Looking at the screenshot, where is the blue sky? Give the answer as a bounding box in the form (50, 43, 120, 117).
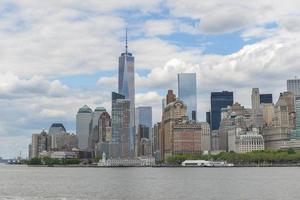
(0, 0, 300, 158)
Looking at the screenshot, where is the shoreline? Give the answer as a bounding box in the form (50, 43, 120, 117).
(23, 163, 300, 168)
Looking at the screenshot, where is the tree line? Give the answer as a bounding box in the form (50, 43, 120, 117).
(166, 149, 300, 165)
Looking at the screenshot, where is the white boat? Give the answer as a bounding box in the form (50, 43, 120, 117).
(181, 160, 234, 167)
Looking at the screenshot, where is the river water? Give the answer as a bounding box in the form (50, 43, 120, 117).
(0, 165, 299, 200)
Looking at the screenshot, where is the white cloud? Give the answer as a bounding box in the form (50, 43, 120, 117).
(97, 76, 117, 87)
(0, 72, 70, 98)
(167, 0, 300, 34)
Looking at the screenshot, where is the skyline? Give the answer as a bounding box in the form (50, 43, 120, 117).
(1, 1, 300, 158)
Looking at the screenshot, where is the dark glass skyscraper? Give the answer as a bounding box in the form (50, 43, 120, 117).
(260, 94, 273, 104)
(210, 91, 234, 130)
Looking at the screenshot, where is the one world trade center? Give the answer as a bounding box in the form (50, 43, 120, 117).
(118, 29, 135, 157)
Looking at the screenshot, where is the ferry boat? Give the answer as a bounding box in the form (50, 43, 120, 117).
(181, 160, 234, 167)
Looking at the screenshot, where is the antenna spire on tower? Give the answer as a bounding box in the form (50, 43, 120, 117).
(125, 28, 128, 54)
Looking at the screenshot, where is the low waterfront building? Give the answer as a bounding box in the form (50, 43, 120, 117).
(50, 151, 77, 159)
(98, 156, 155, 167)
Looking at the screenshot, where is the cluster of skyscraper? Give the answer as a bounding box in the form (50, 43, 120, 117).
(75, 32, 153, 159)
(28, 30, 300, 162)
(29, 123, 78, 159)
(206, 78, 300, 154)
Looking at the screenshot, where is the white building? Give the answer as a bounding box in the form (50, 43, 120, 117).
(228, 128, 264, 153)
(200, 122, 211, 152)
(76, 105, 92, 150)
(50, 151, 77, 159)
(236, 129, 264, 153)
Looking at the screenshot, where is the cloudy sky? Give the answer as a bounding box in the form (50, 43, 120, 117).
(0, 0, 300, 158)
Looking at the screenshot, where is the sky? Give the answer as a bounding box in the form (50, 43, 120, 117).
(0, 0, 300, 159)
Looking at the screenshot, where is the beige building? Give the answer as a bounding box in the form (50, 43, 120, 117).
(228, 128, 264, 153)
(237, 131, 264, 153)
(51, 132, 78, 151)
(219, 102, 253, 151)
(31, 130, 51, 158)
(261, 92, 295, 150)
(161, 99, 187, 159)
(262, 103, 275, 127)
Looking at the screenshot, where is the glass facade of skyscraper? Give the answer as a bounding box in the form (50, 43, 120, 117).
(260, 94, 273, 104)
(118, 48, 135, 157)
(210, 91, 234, 130)
(111, 92, 125, 143)
(178, 73, 197, 121)
(136, 106, 152, 139)
(287, 79, 300, 96)
(290, 97, 300, 139)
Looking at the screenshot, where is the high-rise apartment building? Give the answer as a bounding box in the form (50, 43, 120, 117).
(178, 73, 197, 121)
(31, 130, 51, 158)
(210, 91, 234, 130)
(76, 105, 93, 150)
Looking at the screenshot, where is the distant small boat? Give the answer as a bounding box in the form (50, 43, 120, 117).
(181, 160, 234, 167)
(7, 160, 21, 165)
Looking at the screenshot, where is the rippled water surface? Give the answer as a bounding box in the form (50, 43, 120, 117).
(1, 165, 300, 200)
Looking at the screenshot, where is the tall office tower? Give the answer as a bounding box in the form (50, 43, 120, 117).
(49, 123, 66, 135)
(260, 94, 273, 104)
(76, 105, 92, 150)
(252, 88, 260, 112)
(136, 106, 152, 139)
(287, 78, 300, 97)
(90, 107, 106, 151)
(178, 73, 197, 121)
(161, 99, 187, 159)
(251, 88, 261, 128)
(210, 91, 234, 130)
(111, 92, 134, 157)
(118, 29, 135, 155)
(166, 90, 176, 105)
(111, 92, 125, 143)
